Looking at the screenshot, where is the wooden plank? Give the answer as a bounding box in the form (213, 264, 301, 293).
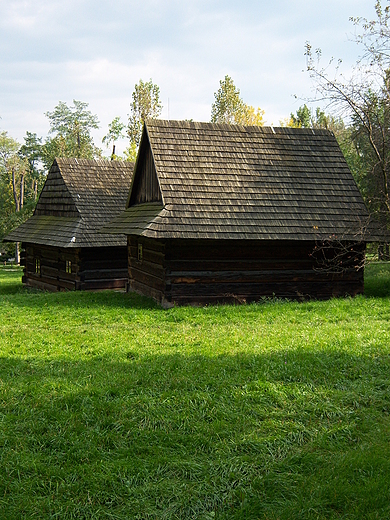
(129, 279, 165, 304)
(80, 279, 127, 290)
(129, 266, 165, 292)
(80, 268, 128, 281)
(166, 268, 362, 285)
(170, 280, 364, 302)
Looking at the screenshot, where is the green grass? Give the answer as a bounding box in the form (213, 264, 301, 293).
(1, 264, 390, 519)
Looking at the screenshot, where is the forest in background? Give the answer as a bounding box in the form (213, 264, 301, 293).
(1, 1, 390, 260)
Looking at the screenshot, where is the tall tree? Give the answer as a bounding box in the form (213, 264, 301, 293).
(289, 104, 312, 128)
(127, 79, 162, 160)
(0, 132, 31, 262)
(43, 100, 101, 168)
(211, 75, 265, 126)
(102, 116, 125, 160)
(19, 132, 44, 201)
(305, 0, 390, 241)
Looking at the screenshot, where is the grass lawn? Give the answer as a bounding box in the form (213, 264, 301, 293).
(1, 264, 390, 519)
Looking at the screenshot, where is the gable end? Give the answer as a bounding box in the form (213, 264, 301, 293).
(34, 160, 79, 217)
(128, 127, 162, 207)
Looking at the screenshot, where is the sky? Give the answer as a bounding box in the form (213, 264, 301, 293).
(0, 0, 378, 156)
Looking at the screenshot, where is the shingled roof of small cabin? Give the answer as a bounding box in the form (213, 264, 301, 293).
(5, 158, 134, 248)
(103, 120, 375, 241)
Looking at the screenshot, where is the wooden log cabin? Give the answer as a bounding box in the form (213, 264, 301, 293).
(4, 158, 133, 291)
(103, 120, 376, 306)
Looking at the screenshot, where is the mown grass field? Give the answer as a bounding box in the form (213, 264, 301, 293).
(1, 264, 390, 519)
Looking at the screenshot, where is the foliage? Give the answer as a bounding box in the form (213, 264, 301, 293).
(19, 132, 45, 200)
(0, 132, 37, 257)
(290, 103, 312, 128)
(102, 116, 125, 160)
(19, 132, 43, 176)
(127, 79, 162, 161)
(211, 75, 265, 126)
(43, 100, 101, 168)
(0, 264, 390, 518)
(123, 141, 138, 163)
(305, 1, 390, 229)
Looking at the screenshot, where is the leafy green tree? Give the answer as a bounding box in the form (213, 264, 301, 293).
(211, 75, 244, 124)
(43, 100, 101, 168)
(0, 132, 34, 261)
(19, 132, 45, 200)
(127, 80, 162, 160)
(290, 104, 312, 128)
(305, 0, 390, 244)
(102, 117, 125, 160)
(211, 75, 265, 126)
(285, 105, 345, 132)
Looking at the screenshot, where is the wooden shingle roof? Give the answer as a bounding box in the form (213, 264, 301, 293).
(5, 158, 134, 248)
(103, 120, 373, 241)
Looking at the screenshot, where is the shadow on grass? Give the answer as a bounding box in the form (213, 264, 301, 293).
(0, 283, 159, 310)
(364, 261, 390, 297)
(1, 350, 390, 519)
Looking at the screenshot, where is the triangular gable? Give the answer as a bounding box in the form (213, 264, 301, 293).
(127, 125, 162, 207)
(34, 160, 79, 218)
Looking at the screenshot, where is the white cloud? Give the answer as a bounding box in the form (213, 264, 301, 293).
(0, 0, 379, 155)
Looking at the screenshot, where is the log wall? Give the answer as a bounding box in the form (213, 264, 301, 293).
(128, 236, 166, 303)
(22, 243, 128, 291)
(78, 247, 128, 290)
(127, 238, 365, 306)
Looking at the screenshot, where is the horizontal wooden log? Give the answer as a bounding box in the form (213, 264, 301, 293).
(56, 278, 77, 291)
(166, 259, 314, 272)
(40, 265, 61, 278)
(129, 266, 165, 292)
(129, 245, 165, 266)
(79, 268, 128, 281)
(79, 279, 127, 290)
(165, 268, 362, 284)
(129, 279, 165, 304)
(165, 239, 316, 261)
(57, 270, 79, 282)
(59, 251, 80, 262)
(128, 236, 165, 254)
(25, 278, 58, 292)
(170, 280, 364, 300)
(128, 257, 164, 278)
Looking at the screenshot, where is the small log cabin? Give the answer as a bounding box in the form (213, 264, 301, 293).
(103, 120, 376, 306)
(4, 158, 133, 291)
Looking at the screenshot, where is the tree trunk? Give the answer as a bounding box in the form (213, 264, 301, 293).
(19, 173, 24, 209)
(15, 242, 20, 265)
(12, 166, 20, 212)
(77, 129, 81, 156)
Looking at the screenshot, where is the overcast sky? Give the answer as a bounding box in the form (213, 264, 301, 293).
(0, 0, 378, 156)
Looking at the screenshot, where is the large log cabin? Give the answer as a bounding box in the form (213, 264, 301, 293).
(4, 158, 133, 291)
(103, 120, 376, 306)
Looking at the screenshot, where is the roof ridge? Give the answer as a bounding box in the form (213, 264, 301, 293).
(145, 119, 332, 135)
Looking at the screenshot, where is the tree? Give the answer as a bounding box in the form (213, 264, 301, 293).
(127, 79, 162, 160)
(102, 116, 125, 160)
(211, 75, 265, 126)
(289, 104, 312, 128)
(0, 132, 32, 262)
(305, 1, 390, 245)
(19, 132, 45, 200)
(284, 104, 346, 133)
(43, 100, 101, 168)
